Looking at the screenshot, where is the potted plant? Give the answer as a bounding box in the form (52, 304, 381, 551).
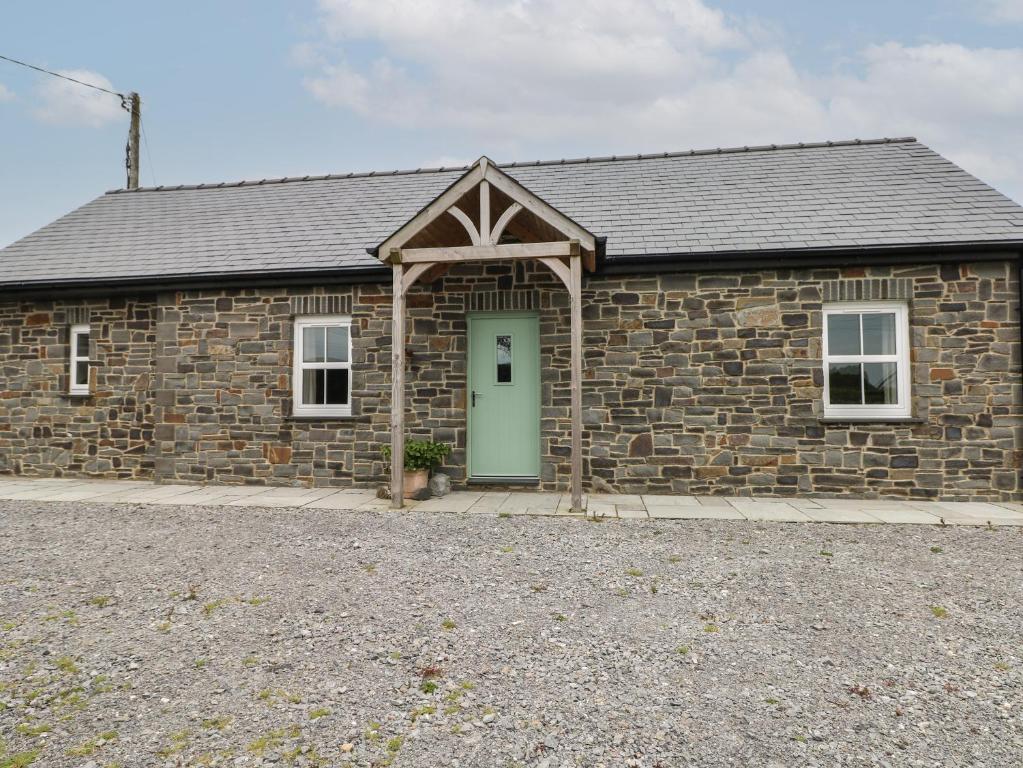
(382, 439, 451, 498)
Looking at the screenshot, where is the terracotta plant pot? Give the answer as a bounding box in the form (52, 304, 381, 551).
(403, 469, 429, 498)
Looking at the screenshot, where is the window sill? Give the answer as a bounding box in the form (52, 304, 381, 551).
(287, 412, 358, 421)
(818, 417, 924, 425)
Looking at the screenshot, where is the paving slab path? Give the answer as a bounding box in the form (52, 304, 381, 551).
(1, 477, 1022, 526)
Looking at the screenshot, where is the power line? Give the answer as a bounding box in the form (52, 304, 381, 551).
(0, 53, 126, 100)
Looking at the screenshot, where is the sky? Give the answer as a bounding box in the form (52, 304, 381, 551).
(1, 0, 1022, 248)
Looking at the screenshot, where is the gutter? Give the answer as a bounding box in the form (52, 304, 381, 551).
(1, 239, 1020, 297)
(0, 266, 389, 299)
(600, 241, 1023, 274)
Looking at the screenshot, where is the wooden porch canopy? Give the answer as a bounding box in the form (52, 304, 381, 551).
(374, 157, 598, 513)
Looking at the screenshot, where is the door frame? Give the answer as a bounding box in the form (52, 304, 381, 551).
(466, 310, 541, 481)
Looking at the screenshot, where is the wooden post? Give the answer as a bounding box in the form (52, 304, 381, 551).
(126, 92, 141, 190)
(479, 181, 491, 245)
(391, 257, 405, 509)
(569, 241, 583, 514)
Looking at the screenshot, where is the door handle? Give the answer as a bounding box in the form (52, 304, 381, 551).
(472, 390, 483, 407)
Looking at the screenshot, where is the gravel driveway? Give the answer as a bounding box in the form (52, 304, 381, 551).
(0, 500, 1020, 767)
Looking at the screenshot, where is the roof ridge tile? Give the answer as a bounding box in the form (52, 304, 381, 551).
(105, 137, 919, 194)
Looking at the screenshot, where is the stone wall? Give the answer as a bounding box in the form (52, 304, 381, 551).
(579, 262, 1021, 500)
(0, 297, 156, 477)
(1, 259, 1020, 500)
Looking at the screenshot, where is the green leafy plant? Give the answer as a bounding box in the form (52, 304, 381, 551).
(382, 439, 451, 472)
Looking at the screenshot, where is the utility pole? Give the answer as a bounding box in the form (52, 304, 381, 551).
(125, 92, 141, 189)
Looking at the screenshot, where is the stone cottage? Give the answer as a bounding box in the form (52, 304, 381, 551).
(1, 137, 1022, 510)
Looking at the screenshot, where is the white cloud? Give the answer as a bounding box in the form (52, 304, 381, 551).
(33, 69, 124, 127)
(979, 0, 1023, 22)
(300, 1, 1023, 201)
(0, 82, 13, 102)
(826, 43, 1023, 197)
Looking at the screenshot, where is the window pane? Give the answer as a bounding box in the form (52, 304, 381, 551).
(862, 313, 896, 355)
(75, 361, 89, 386)
(828, 363, 862, 404)
(325, 369, 349, 405)
(864, 362, 898, 405)
(302, 326, 324, 363)
(302, 368, 324, 405)
(496, 334, 512, 383)
(75, 332, 89, 358)
(827, 314, 861, 355)
(326, 326, 349, 362)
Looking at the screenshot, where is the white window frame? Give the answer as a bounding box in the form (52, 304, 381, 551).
(292, 315, 353, 417)
(69, 323, 90, 396)
(822, 301, 911, 420)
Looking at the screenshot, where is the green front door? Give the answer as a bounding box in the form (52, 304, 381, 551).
(467, 313, 540, 479)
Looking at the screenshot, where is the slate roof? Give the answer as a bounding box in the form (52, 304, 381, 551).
(2, 137, 1021, 289)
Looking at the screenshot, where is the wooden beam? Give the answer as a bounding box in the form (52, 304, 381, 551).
(401, 241, 574, 264)
(539, 257, 571, 290)
(483, 164, 596, 252)
(479, 181, 491, 245)
(569, 250, 583, 514)
(446, 206, 481, 246)
(421, 262, 452, 283)
(377, 163, 485, 257)
(490, 202, 522, 244)
(391, 262, 405, 509)
(401, 262, 434, 293)
(582, 248, 596, 273)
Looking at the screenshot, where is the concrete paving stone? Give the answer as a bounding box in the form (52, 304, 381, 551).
(497, 493, 561, 515)
(302, 491, 379, 510)
(6, 486, 126, 505)
(735, 503, 813, 523)
(919, 502, 1023, 519)
(696, 495, 734, 507)
(0, 487, 96, 501)
(555, 493, 588, 514)
(992, 501, 1023, 513)
(863, 508, 946, 525)
(785, 500, 825, 510)
(800, 508, 884, 524)
(590, 493, 644, 507)
(56, 484, 199, 503)
(467, 492, 511, 514)
(586, 502, 617, 518)
(813, 498, 917, 510)
(650, 506, 746, 521)
(522, 506, 561, 516)
(415, 492, 485, 513)
(225, 489, 336, 507)
(616, 508, 649, 520)
(42, 486, 140, 502)
(641, 494, 702, 507)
